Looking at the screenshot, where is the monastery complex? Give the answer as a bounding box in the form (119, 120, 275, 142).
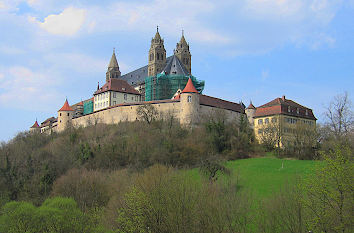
(30, 28, 317, 147)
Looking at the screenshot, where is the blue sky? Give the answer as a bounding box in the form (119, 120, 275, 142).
(0, 0, 353, 141)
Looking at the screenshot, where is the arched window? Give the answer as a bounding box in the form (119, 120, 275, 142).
(157, 53, 160, 60)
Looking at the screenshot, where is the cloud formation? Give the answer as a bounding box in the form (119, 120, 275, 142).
(32, 7, 86, 36)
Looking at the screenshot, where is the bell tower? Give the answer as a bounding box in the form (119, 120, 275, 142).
(106, 48, 121, 82)
(175, 30, 191, 74)
(148, 26, 166, 76)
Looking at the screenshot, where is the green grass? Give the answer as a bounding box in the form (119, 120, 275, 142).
(188, 157, 321, 198)
(224, 157, 321, 197)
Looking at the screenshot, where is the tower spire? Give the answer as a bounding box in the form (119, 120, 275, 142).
(157, 25, 159, 32)
(106, 48, 121, 81)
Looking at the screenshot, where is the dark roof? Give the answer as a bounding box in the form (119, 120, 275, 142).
(254, 96, 316, 120)
(161, 55, 189, 76)
(247, 102, 256, 109)
(120, 56, 174, 86)
(41, 117, 56, 127)
(199, 95, 244, 113)
(94, 78, 140, 95)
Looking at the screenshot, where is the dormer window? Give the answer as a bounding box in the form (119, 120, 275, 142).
(296, 108, 299, 114)
(288, 106, 291, 113)
(122, 87, 126, 91)
(305, 109, 308, 116)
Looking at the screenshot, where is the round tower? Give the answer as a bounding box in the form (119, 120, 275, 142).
(180, 78, 199, 125)
(57, 99, 74, 131)
(30, 120, 41, 133)
(245, 101, 256, 127)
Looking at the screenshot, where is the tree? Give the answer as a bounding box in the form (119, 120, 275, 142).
(325, 92, 353, 139)
(136, 104, 158, 124)
(303, 146, 353, 232)
(258, 121, 282, 151)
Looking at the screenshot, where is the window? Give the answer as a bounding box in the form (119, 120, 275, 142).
(157, 53, 160, 60)
(305, 109, 308, 116)
(67, 113, 69, 116)
(271, 117, 277, 123)
(124, 94, 127, 100)
(113, 101, 116, 105)
(187, 95, 192, 102)
(296, 108, 299, 114)
(60, 113, 62, 116)
(132, 97, 134, 100)
(265, 118, 269, 124)
(288, 106, 291, 112)
(258, 119, 263, 125)
(258, 129, 263, 134)
(113, 92, 116, 98)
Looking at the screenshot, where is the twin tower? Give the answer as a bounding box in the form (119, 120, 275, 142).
(148, 27, 192, 76)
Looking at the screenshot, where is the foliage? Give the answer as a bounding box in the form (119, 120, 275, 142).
(136, 104, 158, 124)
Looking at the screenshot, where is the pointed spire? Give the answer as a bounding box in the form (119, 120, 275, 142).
(108, 48, 119, 69)
(97, 82, 99, 90)
(31, 120, 40, 128)
(180, 30, 187, 45)
(58, 99, 74, 112)
(154, 26, 162, 41)
(247, 101, 256, 109)
(182, 78, 198, 94)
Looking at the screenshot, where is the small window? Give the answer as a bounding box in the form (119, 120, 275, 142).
(296, 108, 299, 114)
(271, 117, 277, 123)
(113, 92, 116, 98)
(67, 113, 69, 116)
(258, 129, 263, 134)
(122, 87, 126, 91)
(113, 101, 116, 105)
(265, 118, 269, 124)
(60, 113, 62, 116)
(288, 106, 291, 113)
(258, 119, 263, 125)
(187, 96, 192, 102)
(124, 94, 127, 100)
(305, 109, 308, 116)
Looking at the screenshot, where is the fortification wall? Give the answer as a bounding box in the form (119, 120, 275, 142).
(199, 105, 242, 123)
(71, 101, 181, 128)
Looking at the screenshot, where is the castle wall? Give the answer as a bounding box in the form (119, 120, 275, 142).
(199, 105, 242, 123)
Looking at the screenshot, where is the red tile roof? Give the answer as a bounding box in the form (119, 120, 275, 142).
(247, 102, 256, 109)
(77, 101, 83, 106)
(254, 96, 316, 120)
(182, 78, 198, 93)
(200, 95, 244, 113)
(31, 120, 40, 128)
(173, 93, 181, 100)
(58, 99, 74, 111)
(94, 78, 140, 95)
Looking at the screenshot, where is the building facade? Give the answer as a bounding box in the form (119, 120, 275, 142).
(246, 96, 317, 147)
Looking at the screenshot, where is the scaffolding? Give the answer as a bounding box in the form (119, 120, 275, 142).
(83, 100, 93, 115)
(145, 74, 205, 101)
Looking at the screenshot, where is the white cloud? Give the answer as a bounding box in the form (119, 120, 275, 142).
(32, 7, 86, 36)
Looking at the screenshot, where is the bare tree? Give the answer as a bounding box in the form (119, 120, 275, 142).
(136, 104, 158, 124)
(325, 92, 353, 138)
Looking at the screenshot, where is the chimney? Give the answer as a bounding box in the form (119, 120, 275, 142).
(282, 95, 286, 101)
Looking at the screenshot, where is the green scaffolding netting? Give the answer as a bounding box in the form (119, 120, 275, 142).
(83, 100, 93, 115)
(145, 74, 205, 101)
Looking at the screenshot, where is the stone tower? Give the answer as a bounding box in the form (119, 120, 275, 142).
(57, 99, 74, 132)
(180, 78, 199, 125)
(148, 26, 166, 76)
(106, 49, 121, 82)
(174, 30, 191, 74)
(30, 120, 41, 133)
(245, 101, 256, 127)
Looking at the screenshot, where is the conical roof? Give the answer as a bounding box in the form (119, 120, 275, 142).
(58, 99, 74, 111)
(108, 50, 119, 69)
(31, 120, 40, 128)
(154, 26, 162, 40)
(78, 100, 84, 106)
(182, 78, 198, 94)
(247, 102, 256, 109)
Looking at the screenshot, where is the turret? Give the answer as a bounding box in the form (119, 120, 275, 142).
(174, 30, 191, 74)
(245, 101, 256, 127)
(148, 26, 167, 76)
(180, 78, 199, 125)
(106, 48, 121, 82)
(30, 120, 41, 133)
(57, 99, 74, 131)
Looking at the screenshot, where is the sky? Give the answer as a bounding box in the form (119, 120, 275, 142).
(0, 0, 353, 142)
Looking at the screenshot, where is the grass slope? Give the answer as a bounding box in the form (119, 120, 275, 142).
(225, 157, 320, 197)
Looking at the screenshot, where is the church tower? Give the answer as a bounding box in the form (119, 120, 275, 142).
(148, 26, 166, 76)
(106, 49, 121, 82)
(174, 30, 191, 74)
